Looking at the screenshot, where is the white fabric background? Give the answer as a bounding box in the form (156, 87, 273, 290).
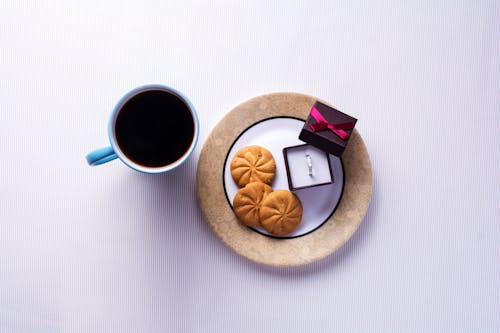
(1, 1, 499, 332)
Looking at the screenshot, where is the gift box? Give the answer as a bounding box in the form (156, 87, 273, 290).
(298, 101, 357, 157)
(282, 144, 334, 191)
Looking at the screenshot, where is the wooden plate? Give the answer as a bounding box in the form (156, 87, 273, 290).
(196, 92, 372, 266)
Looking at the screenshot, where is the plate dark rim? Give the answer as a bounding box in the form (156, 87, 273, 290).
(221, 116, 345, 239)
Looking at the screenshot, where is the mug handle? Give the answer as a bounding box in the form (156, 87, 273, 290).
(86, 146, 118, 166)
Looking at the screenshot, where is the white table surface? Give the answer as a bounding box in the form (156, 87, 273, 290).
(1, 1, 499, 332)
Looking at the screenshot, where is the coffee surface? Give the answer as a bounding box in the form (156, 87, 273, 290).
(115, 90, 194, 167)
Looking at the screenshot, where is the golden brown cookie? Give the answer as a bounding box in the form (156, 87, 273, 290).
(259, 190, 303, 236)
(232, 182, 273, 228)
(230, 145, 276, 187)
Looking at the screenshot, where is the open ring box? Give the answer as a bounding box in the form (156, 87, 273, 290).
(283, 101, 357, 191)
(283, 144, 334, 191)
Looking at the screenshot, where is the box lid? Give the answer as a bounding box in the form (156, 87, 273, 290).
(298, 101, 357, 157)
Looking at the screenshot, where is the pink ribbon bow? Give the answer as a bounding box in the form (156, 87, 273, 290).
(309, 106, 355, 140)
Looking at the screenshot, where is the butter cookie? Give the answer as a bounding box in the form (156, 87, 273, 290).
(230, 145, 276, 187)
(232, 182, 273, 228)
(259, 190, 303, 236)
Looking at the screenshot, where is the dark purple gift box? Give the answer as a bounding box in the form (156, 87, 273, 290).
(298, 101, 357, 157)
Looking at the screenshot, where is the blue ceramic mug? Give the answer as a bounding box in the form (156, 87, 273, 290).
(86, 85, 199, 173)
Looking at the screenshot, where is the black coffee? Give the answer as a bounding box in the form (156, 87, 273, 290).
(115, 90, 195, 167)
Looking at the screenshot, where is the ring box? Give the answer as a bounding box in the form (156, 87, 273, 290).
(282, 144, 334, 191)
(298, 101, 357, 157)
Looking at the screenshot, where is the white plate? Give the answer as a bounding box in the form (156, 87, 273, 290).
(223, 117, 344, 238)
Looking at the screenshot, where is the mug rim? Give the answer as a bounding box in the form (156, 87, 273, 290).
(108, 84, 199, 173)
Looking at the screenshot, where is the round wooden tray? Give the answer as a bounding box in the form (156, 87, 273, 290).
(197, 92, 372, 266)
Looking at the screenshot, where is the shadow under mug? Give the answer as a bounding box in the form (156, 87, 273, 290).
(86, 85, 199, 173)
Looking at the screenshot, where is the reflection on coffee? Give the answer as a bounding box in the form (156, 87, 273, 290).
(115, 90, 195, 167)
